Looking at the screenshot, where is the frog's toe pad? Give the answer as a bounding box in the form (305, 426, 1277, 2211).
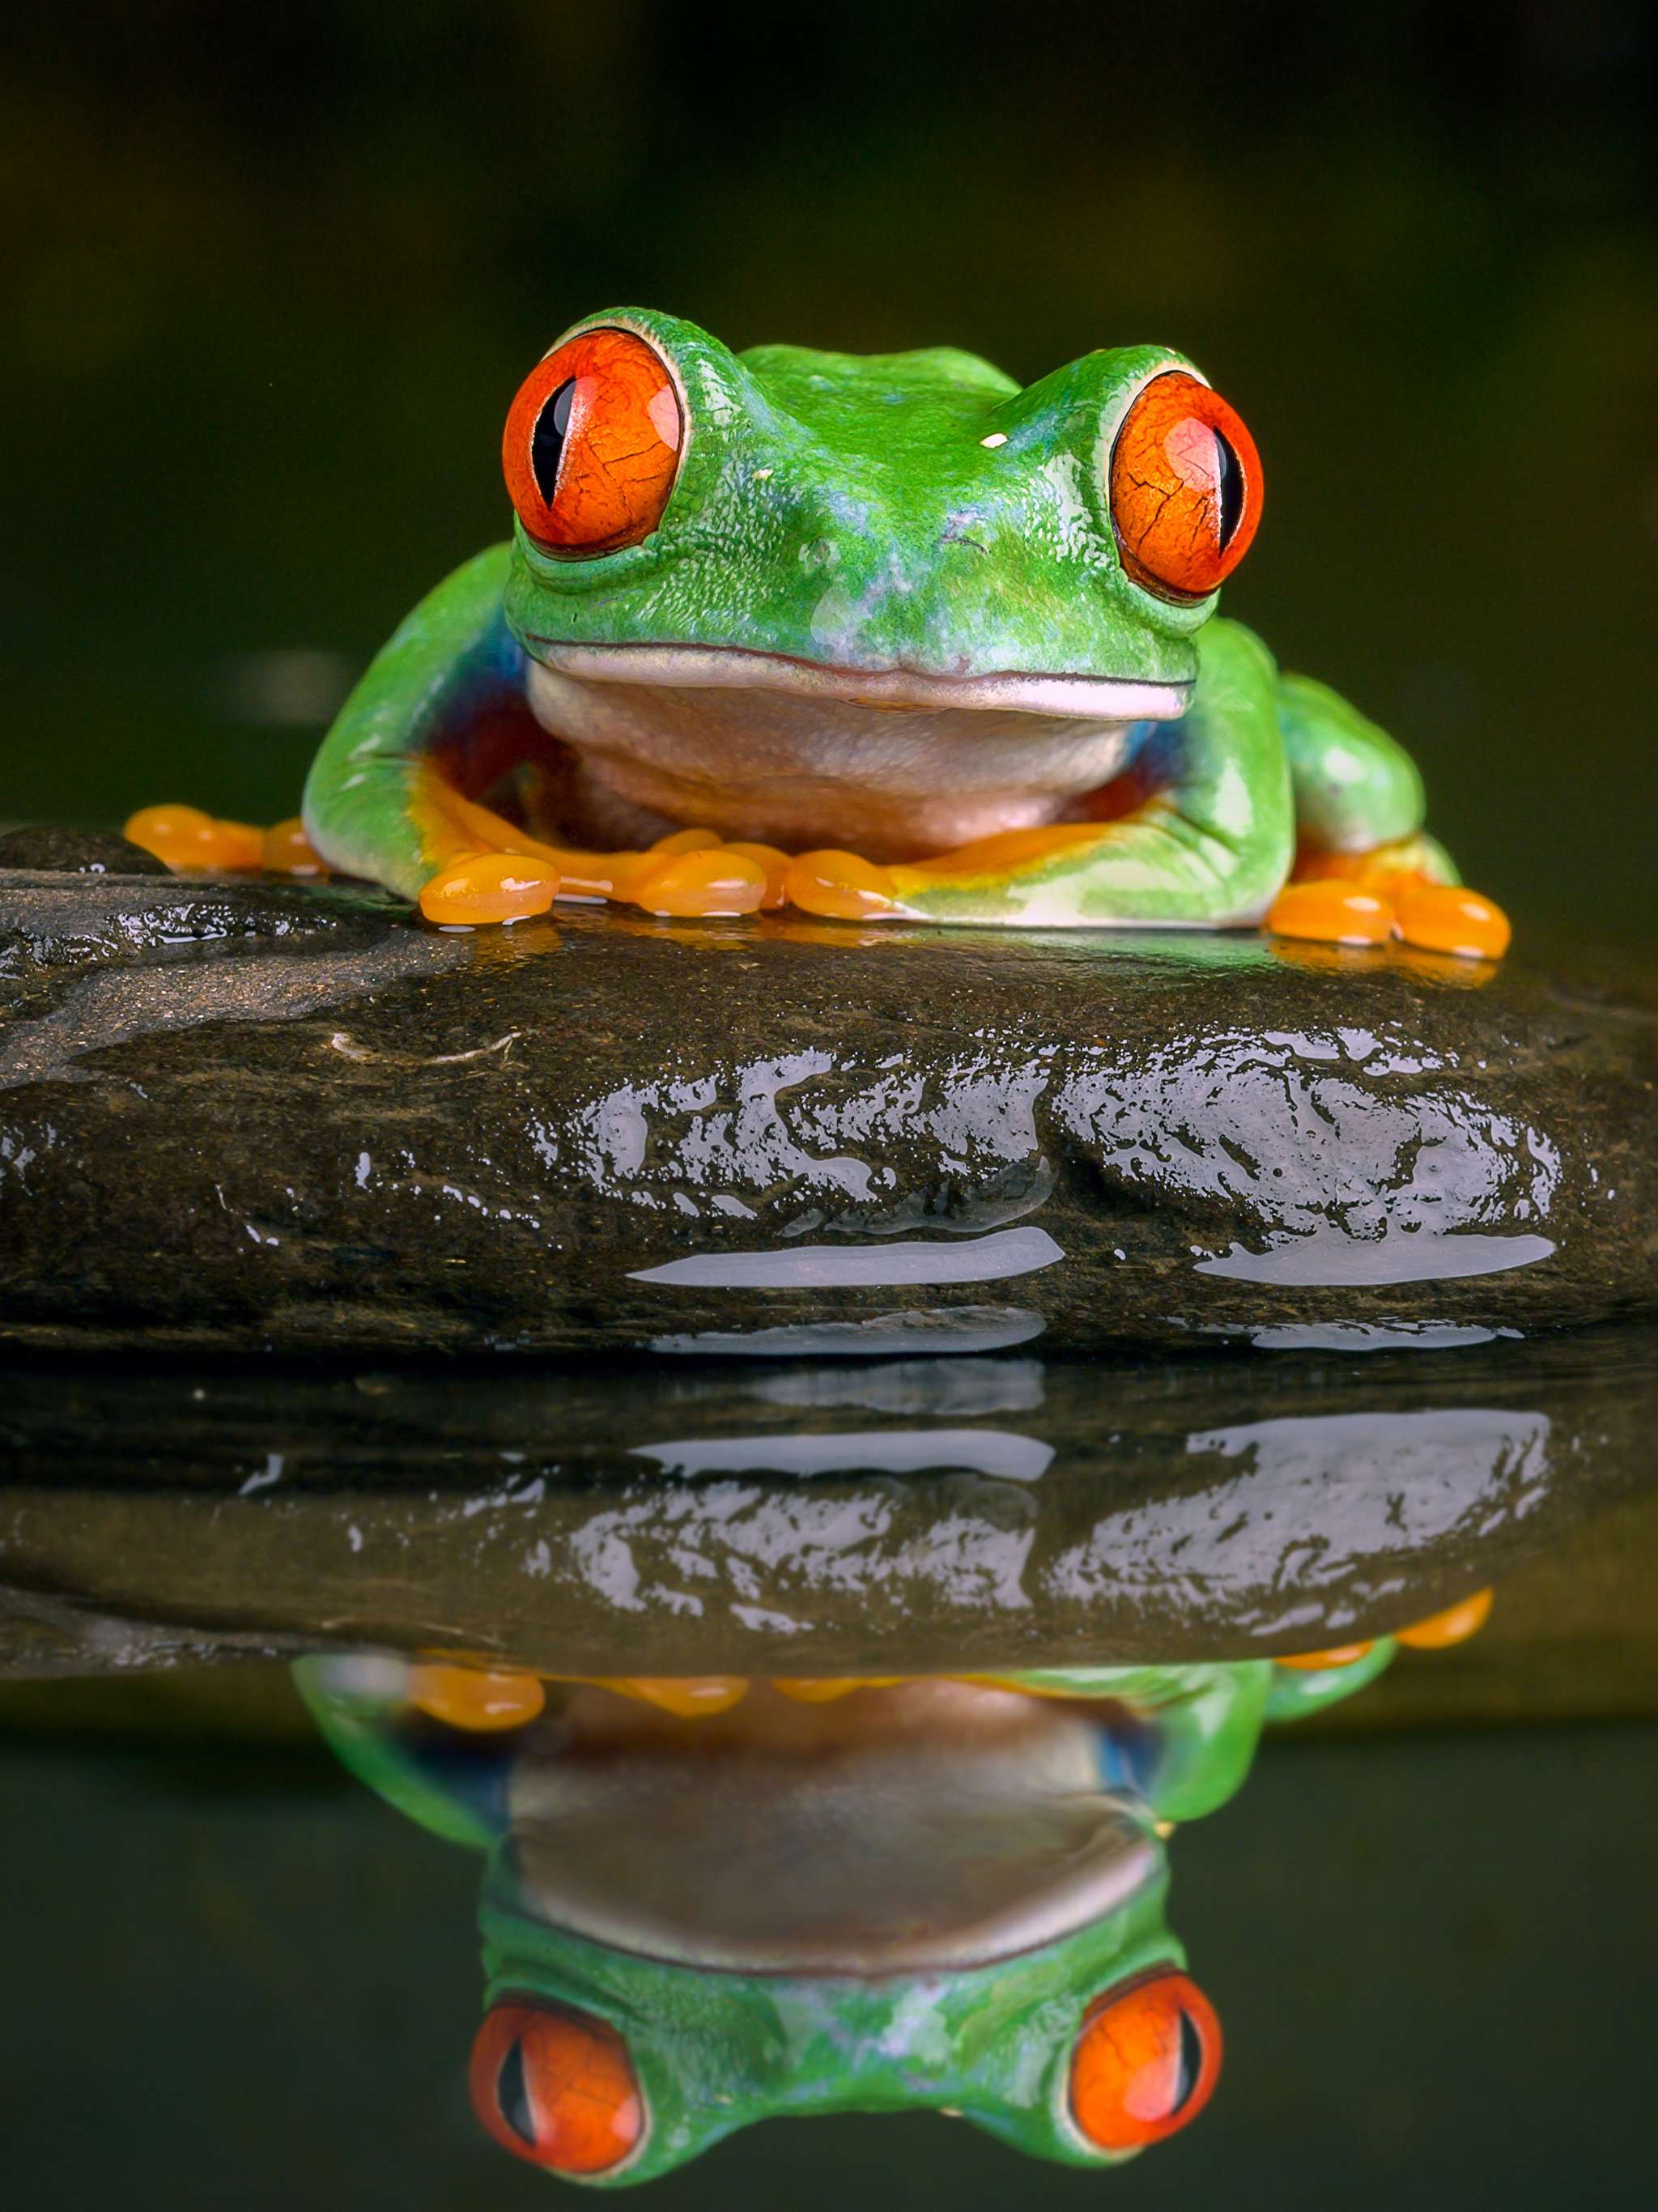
(125, 804, 265, 873)
(1394, 886, 1511, 961)
(633, 847, 769, 917)
(419, 853, 560, 926)
(784, 849, 903, 920)
(1266, 881, 1397, 947)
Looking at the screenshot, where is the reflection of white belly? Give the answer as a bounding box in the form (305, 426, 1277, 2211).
(503, 1681, 1155, 1973)
(526, 662, 1141, 861)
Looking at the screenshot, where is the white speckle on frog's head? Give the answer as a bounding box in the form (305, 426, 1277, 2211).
(980, 432, 1008, 449)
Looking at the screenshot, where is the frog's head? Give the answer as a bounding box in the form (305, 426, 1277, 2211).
(498, 306, 1263, 711)
(469, 1854, 1218, 2184)
(458, 1677, 1221, 2183)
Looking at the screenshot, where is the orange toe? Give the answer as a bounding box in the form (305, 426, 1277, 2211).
(1394, 886, 1511, 961)
(1395, 1589, 1493, 1648)
(407, 1664, 546, 1731)
(1266, 880, 1396, 947)
(784, 849, 902, 920)
(633, 846, 769, 917)
(125, 804, 266, 873)
(261, 816, 328, 876)
(591, 1676, 751, 1716)
(418, 852, 560, 925)
(721, 842, 794, 909)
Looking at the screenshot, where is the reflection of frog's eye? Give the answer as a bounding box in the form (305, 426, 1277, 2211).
(1108, 372, 1263, 599)
(503, 327, 683, 556)
(469, 2002, 645, 2173)
(1069, 1969, 1222, 2153)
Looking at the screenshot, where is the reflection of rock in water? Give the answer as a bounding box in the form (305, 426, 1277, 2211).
(2, 873, 1656, 1354)
(2, 1326, 1653, 1675)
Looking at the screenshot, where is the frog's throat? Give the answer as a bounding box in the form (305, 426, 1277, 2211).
(521, 646, 1188, 859)
(524, 639, 1191, 721)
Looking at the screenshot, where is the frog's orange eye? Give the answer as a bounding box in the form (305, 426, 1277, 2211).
(503, 326, 683, 556)
(469, 2002, 645, 2174)
(1069, 1969, 1222, 2153)
(1108, 372, 1262, 599)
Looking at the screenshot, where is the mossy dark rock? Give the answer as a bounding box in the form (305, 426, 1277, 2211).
(0, 825, 171, 875)
(0, 873, 1655, 1354)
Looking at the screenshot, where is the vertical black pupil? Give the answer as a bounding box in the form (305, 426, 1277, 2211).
(1214, 429, 1245, 549)
(1172, 2009, 1205, 2113)
(531, 379, 577, 507)
(498, 2039, 537, 2145)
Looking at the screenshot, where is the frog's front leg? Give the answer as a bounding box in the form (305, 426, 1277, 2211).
(1266, 671, 1511, 958)
(301, 546, 780, 925)
(785, 619, 1295, 929)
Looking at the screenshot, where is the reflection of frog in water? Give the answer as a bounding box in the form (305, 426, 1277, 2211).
(130, 312, 1508, 961)
(295, 1619, 1476, 2185)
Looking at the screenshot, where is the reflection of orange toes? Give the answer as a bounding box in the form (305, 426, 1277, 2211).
(124, 804, 265, 873)
(1275, 1641, 1375, 1671)
(595, 1676, 750, 1716)
(407, 1664, 546, 1731)
(1395, 886, 1511, 961)
(418, 853, 559, 925)
(784, 849, 902, 920)
(1396, 1588, 1493, 1648)
(634, 847, 768, 917)
(1266, 880, 1396, 946)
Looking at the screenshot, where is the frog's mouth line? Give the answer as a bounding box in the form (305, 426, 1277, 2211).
(525, 640, 1192, 723)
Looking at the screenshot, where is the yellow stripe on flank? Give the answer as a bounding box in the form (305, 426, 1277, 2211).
(890, 822, 1112, 890)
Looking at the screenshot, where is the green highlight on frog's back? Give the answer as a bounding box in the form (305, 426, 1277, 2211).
(126, 306, 1511, 960)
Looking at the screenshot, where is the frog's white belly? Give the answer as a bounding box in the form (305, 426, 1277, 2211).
(525, 656, 1170, 862)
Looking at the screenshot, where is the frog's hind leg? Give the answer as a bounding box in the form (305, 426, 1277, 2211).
(1269, 671, 1510, 957)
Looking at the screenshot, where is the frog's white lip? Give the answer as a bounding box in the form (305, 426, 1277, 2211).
(524, 640, 1192, 721)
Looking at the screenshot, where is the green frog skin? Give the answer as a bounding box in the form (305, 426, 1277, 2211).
(261, 308, 1507, 957)
(294, 1650, 1390, 2184)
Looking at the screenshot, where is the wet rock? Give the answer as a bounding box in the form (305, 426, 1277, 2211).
(1, 1329, 1654, 1672)
(0, 877, 1656, 1353)
(0, 825, 171, 875)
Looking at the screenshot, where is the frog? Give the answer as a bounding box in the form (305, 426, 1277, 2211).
(128, 308, 1509, 960)
(292, 1640, 1406, 2185)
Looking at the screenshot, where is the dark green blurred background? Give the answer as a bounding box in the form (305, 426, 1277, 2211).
(2, 0, 1656, 938)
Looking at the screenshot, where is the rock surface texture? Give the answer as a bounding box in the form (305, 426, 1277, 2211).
(0, 866, 1655, 1354)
